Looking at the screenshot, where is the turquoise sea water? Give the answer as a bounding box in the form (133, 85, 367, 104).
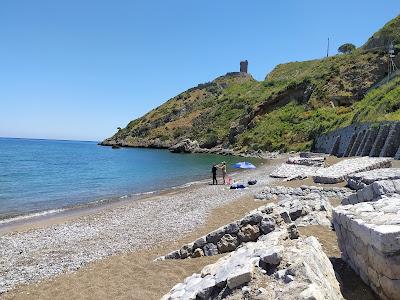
(0, 138, 257, 220)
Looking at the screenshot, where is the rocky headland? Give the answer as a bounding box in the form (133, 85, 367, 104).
(100, 16, 400, 156)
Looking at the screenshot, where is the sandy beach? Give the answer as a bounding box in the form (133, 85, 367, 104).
(0, 159, 282, 299)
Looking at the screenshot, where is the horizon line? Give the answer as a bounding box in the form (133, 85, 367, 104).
(0, 136, 100, 143)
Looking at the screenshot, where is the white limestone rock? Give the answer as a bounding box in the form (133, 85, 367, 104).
(347, 168, 400, 190)
(270, 163, 322, 179)
(162, 235, 343, 300)
(314, 157, 392, 184)
(333, 196, 400, 300)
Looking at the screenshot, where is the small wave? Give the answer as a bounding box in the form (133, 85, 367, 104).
(0, 208, 67, 225)
(0, 177, 212, 226)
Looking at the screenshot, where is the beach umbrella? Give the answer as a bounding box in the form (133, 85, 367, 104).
(233, 162, 256, 169)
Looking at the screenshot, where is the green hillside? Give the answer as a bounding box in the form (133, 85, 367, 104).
(363, 15, 400, 51)
(102, 16, 399, 153)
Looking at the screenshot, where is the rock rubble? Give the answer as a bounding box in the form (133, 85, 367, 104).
(162, 234, 343, 300)
(162, 191, 333, 260)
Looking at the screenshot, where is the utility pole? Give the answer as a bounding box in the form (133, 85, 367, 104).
(326, 38, 330, 57)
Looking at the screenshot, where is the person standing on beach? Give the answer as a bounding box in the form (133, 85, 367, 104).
(220, 162, 227, 184)
(212, 164, 218, 185)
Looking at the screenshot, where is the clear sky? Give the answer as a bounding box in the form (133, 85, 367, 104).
(0, 1, 399, 141)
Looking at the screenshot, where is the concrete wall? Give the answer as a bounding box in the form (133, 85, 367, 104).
(314, 122, 400, 159)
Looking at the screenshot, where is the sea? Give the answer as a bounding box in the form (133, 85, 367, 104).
(0, 137, 259, 222)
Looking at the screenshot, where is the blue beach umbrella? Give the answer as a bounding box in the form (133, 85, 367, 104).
(233, 162, 256, 169)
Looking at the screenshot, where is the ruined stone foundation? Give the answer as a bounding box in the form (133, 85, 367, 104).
(333, 197, 400, 300)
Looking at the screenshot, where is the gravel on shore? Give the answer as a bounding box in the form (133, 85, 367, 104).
(0, 162, 278, 294)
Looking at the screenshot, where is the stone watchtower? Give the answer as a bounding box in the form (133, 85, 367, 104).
(240, 60, 248, 73)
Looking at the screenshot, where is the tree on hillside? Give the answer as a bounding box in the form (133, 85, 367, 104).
(338, 43, 356, 54)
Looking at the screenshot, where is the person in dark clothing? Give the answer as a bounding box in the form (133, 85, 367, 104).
(212, 164, 218, 185)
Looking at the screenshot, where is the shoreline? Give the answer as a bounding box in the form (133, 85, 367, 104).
(0, 159, 282, 295)
(0, 158, 267, 234)
(2, 194, 273, 300)
(0, 178, 205, 234)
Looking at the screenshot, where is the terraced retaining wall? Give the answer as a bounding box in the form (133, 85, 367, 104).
(161, 203, 294, 260)
(314, 122, 400, 159)
(333, 197, 400, 300)
(161, 193, 333, 260)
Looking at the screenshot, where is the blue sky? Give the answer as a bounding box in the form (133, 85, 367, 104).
(0, 1, 399, 141)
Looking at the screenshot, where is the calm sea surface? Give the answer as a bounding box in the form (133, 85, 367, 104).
(0, 138, 258, 220)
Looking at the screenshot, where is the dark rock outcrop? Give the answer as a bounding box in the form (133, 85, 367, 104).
(168, 139, 200, 153)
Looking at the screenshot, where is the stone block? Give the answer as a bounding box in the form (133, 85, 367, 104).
(217, 234, 240, 253)
(193, 236, 207, 249)
(203, 243, 219, 256)
(180, 243, 194, 259)
(241, 212, 264, 225)
(224, 222, 240, 234)
(287, 223, 299, 239)
(257, 245, 283, 267)
(362, 185, 375, 202)
(372, 180, 396, 196)
(238, 224, 260, 243)
(278, 209, 291, 223)
(260, 217, 276, 234)
(192, 248, 204, 258)
(289, 204, 305, 221)
(206, 227, 225, 244)
(370, 224, 400, 255)
(226, 264, 253, 289)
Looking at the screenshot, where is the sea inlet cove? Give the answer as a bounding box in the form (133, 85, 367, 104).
(1, 2, 400, 300)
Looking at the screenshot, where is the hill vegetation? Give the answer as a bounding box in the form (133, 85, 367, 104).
(102, 15, 400, 153)
(362, 15, 400, 51)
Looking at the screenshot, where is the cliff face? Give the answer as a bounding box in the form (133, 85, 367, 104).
(102, 16, 399, 153)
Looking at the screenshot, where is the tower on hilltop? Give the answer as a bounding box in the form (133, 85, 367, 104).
(240, 60, 248, 73)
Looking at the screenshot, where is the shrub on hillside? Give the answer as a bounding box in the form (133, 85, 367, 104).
(338, 43, 356, 54)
